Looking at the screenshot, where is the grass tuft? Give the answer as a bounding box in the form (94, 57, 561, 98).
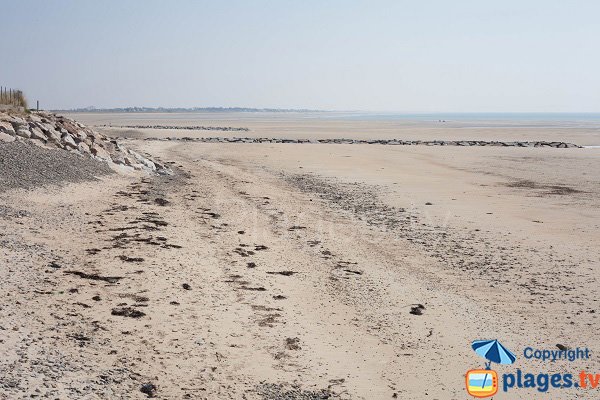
(0, 88, 28, 109)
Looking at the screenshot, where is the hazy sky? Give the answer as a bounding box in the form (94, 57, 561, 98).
(2, 0, 599, 112)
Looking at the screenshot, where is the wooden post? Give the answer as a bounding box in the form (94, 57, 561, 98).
(37, 100, 39, 111)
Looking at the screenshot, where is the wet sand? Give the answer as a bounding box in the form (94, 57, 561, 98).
(1, 113, 599, 399)
(68, 111, 600, 145)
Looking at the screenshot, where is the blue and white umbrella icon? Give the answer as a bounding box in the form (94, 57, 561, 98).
(471, 339, 516, 390)
(472, 339, 516, 367)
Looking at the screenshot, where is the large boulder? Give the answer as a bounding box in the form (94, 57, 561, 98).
(127, 150, 156, 170)
(61, 133, 78, 148)
(0, 132, 16, 142)
(77, 142, 90, 154)
(0, 121, 15, 135)
(90, 143, 111, 161)
(28, 114, 42, 123)
(16, 127, 32, 138)
(56, 119, 81, 136)
(30, 126, 47, 142)
(74, 130, 88, 142)
(45, 128, 62, 144)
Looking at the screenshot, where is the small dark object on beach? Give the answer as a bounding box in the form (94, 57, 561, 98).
(344, 269, 362, 275)
(92, 295, 101, 301)
(266, 271, 296, 276)
(65, 270, 123, 284)
(238, 230, 245, 234)
(234, 248, 252, 257)
(68, 333, 91, 347)
(254, 245, 268, 251)
(288, 225, 306, 231)
(241, 286, 267, 291)
(118, 255, 145, 263)
(286, 337, 301, 350)
(49, 261, 61, 269)
(556, 344, 570, 351)
(182, 283, 191, 290)
(425, 202, 433, 205)
(273, 295, 287, 300)
(154, 198, 169, 206)
(409, 304, 425, 315)
(140, 382, 157, 398)
(111, 307, 145, 319)
(247, 262, 257, 268)
(170, 301, 180, 305)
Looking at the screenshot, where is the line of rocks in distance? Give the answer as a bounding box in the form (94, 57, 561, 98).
(100, 125, 250, 131)
(0, 111, 171, 174)
(143, 137, 581, 148)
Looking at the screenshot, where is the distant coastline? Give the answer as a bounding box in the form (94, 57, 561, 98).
(56, 107, 600, 122)
(56, 106, 326, 113)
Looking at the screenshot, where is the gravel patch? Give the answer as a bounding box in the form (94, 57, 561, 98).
(257, 383, 336, 400)
(0, 141, 112, 192)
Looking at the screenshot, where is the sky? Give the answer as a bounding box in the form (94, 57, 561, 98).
(1, 0, 599, 112)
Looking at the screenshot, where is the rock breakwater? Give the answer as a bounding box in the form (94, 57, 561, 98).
(0, 111, 169, 174)
(104, 124, 249, 131)
(144, 136, 581, 148)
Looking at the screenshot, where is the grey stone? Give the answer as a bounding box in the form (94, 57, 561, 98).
(30, 127, 46, 142)
(46, 130, 62, 144)
(0, 121, 15, 135)
(0, 132, 16, 142)
(77, 142, 90, 153)
(62, 133, 77, 148)
(90, 144, 110, 161)
(16, 128, 31, 139)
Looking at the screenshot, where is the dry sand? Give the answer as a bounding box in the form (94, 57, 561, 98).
(1, 113, 599, 399)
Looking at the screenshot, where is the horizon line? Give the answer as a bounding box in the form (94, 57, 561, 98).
(52, 106, 600, 115)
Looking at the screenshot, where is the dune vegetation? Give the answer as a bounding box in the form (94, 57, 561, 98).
(0, 87, 28, 108)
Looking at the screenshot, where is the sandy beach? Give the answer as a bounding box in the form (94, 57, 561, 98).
(4, 1, 600, 397)
(0, 112, 598, 399)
